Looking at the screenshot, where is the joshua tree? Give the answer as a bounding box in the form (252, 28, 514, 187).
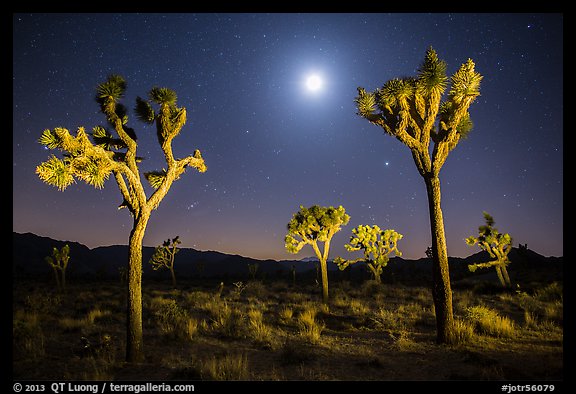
(36, 75, 207, 362)
(465, 212, 513, 288)
(335, 225, 403, 284)
(354, 47, 482, 344)
(248, 263, 259, 281)
(149, 236, 181, 288)
(285, 205, 350, 304)
(45, 244, 70, 291)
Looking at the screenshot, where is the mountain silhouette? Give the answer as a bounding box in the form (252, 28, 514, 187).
(13, 232, 562, 286)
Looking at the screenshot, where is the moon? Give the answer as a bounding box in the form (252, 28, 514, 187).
(305, 74, 323, 92)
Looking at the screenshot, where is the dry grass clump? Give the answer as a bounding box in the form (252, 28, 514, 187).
(59, 307, 112, 331)
(465, 305, 515, 337)
(517, 282, 563, 329)
(200, 353, 249, 380)
(451, 319, 476, 345)
(296, 307, 325, 343)
(278, 306, 294, 324)
(247, 308, 278, 348)
(13, 310, 45, 359)
(208, 301, 245, 338)
(149, 297, 197, 341)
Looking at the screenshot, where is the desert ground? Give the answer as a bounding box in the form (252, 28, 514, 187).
(12, 271, 563, 383)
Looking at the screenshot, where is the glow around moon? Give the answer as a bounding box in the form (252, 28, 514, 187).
(305, 74, 323, 92)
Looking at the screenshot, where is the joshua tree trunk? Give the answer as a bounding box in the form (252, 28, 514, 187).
(368, 265, 382, 283)
(501, 265, 511, 287)
(319, 258, 329, 304)
(61, 268, 66, 291)
(170, 267, 177, 289)
(495, 264, 511, 288)
(52, 267, 61, 291)
(126, 212, 149, 363)
(312, 241, 330, 304)
(424, 175, 454, 344)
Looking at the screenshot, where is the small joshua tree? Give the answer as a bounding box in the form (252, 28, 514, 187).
(149, 236, 181, 288)
(465, 212, 512, 288)
(248, 263, 259, 281)
(285, 205, 350, 304)
(335, 225, 403, 284)
(45, 244, 70, 291)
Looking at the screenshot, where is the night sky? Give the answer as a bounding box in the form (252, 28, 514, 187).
(12, 13, 563, 261)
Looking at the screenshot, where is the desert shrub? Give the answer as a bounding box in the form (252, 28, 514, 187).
(278, 306, 294, 324)
(13, 310, 45, 359)
(349, 298, 370, 316)
(391, 329, 417, 351)
(397, 302, 428, 321)
(247, 308, 274, 346)
(200, 353, 249, 380)
(24, 292, 62, 313)
(451, 319, 476, 345)
(517, 284, 563, 328)
(183, 290, 215, 309)
(243, 281, 267, 299)
(86, 308, 112, 324)
(209, 301, 245, 338)
(297, 307, 325, 343)
(543, 301, 563, 324)
(534, 282, 562, 302)
(149, 297, 196, 340)
(372, 307, 404, 331)
(466, 305, 515, 337)
(360, 279, 383, 298)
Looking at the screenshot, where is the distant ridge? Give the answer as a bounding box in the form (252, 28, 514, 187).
(12, 232, 562, 285)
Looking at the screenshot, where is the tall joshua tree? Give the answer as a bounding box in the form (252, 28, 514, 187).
(36, 75, 207, 362)
(285, 205, 350, 304)
(354, 47, 482, 344)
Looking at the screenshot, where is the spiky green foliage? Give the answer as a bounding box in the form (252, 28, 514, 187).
(134, 96, 155, 124)
(285, 205, 350, 303)
(35, 155, 75, 191)
(96, 74, 126, 103)
(465, 212, 513, 287)
(149, 87, 177, 106)
(416, 48, 448, 97)
(355, 47, 483, 169)
(149, 236, 181, 288)
(36, 127, 113, 190)
(144, 170, 167, 189)
(285, 205, 350, 254)
(335, 225, 403, 283)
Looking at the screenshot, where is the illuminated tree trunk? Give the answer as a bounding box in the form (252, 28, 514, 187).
(126, 211, 149, 363)
(369, 266, 382, 284)
(424, 175, 454, 344)
(319, 258, 329, 304)
(312, 241, 330, 304)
